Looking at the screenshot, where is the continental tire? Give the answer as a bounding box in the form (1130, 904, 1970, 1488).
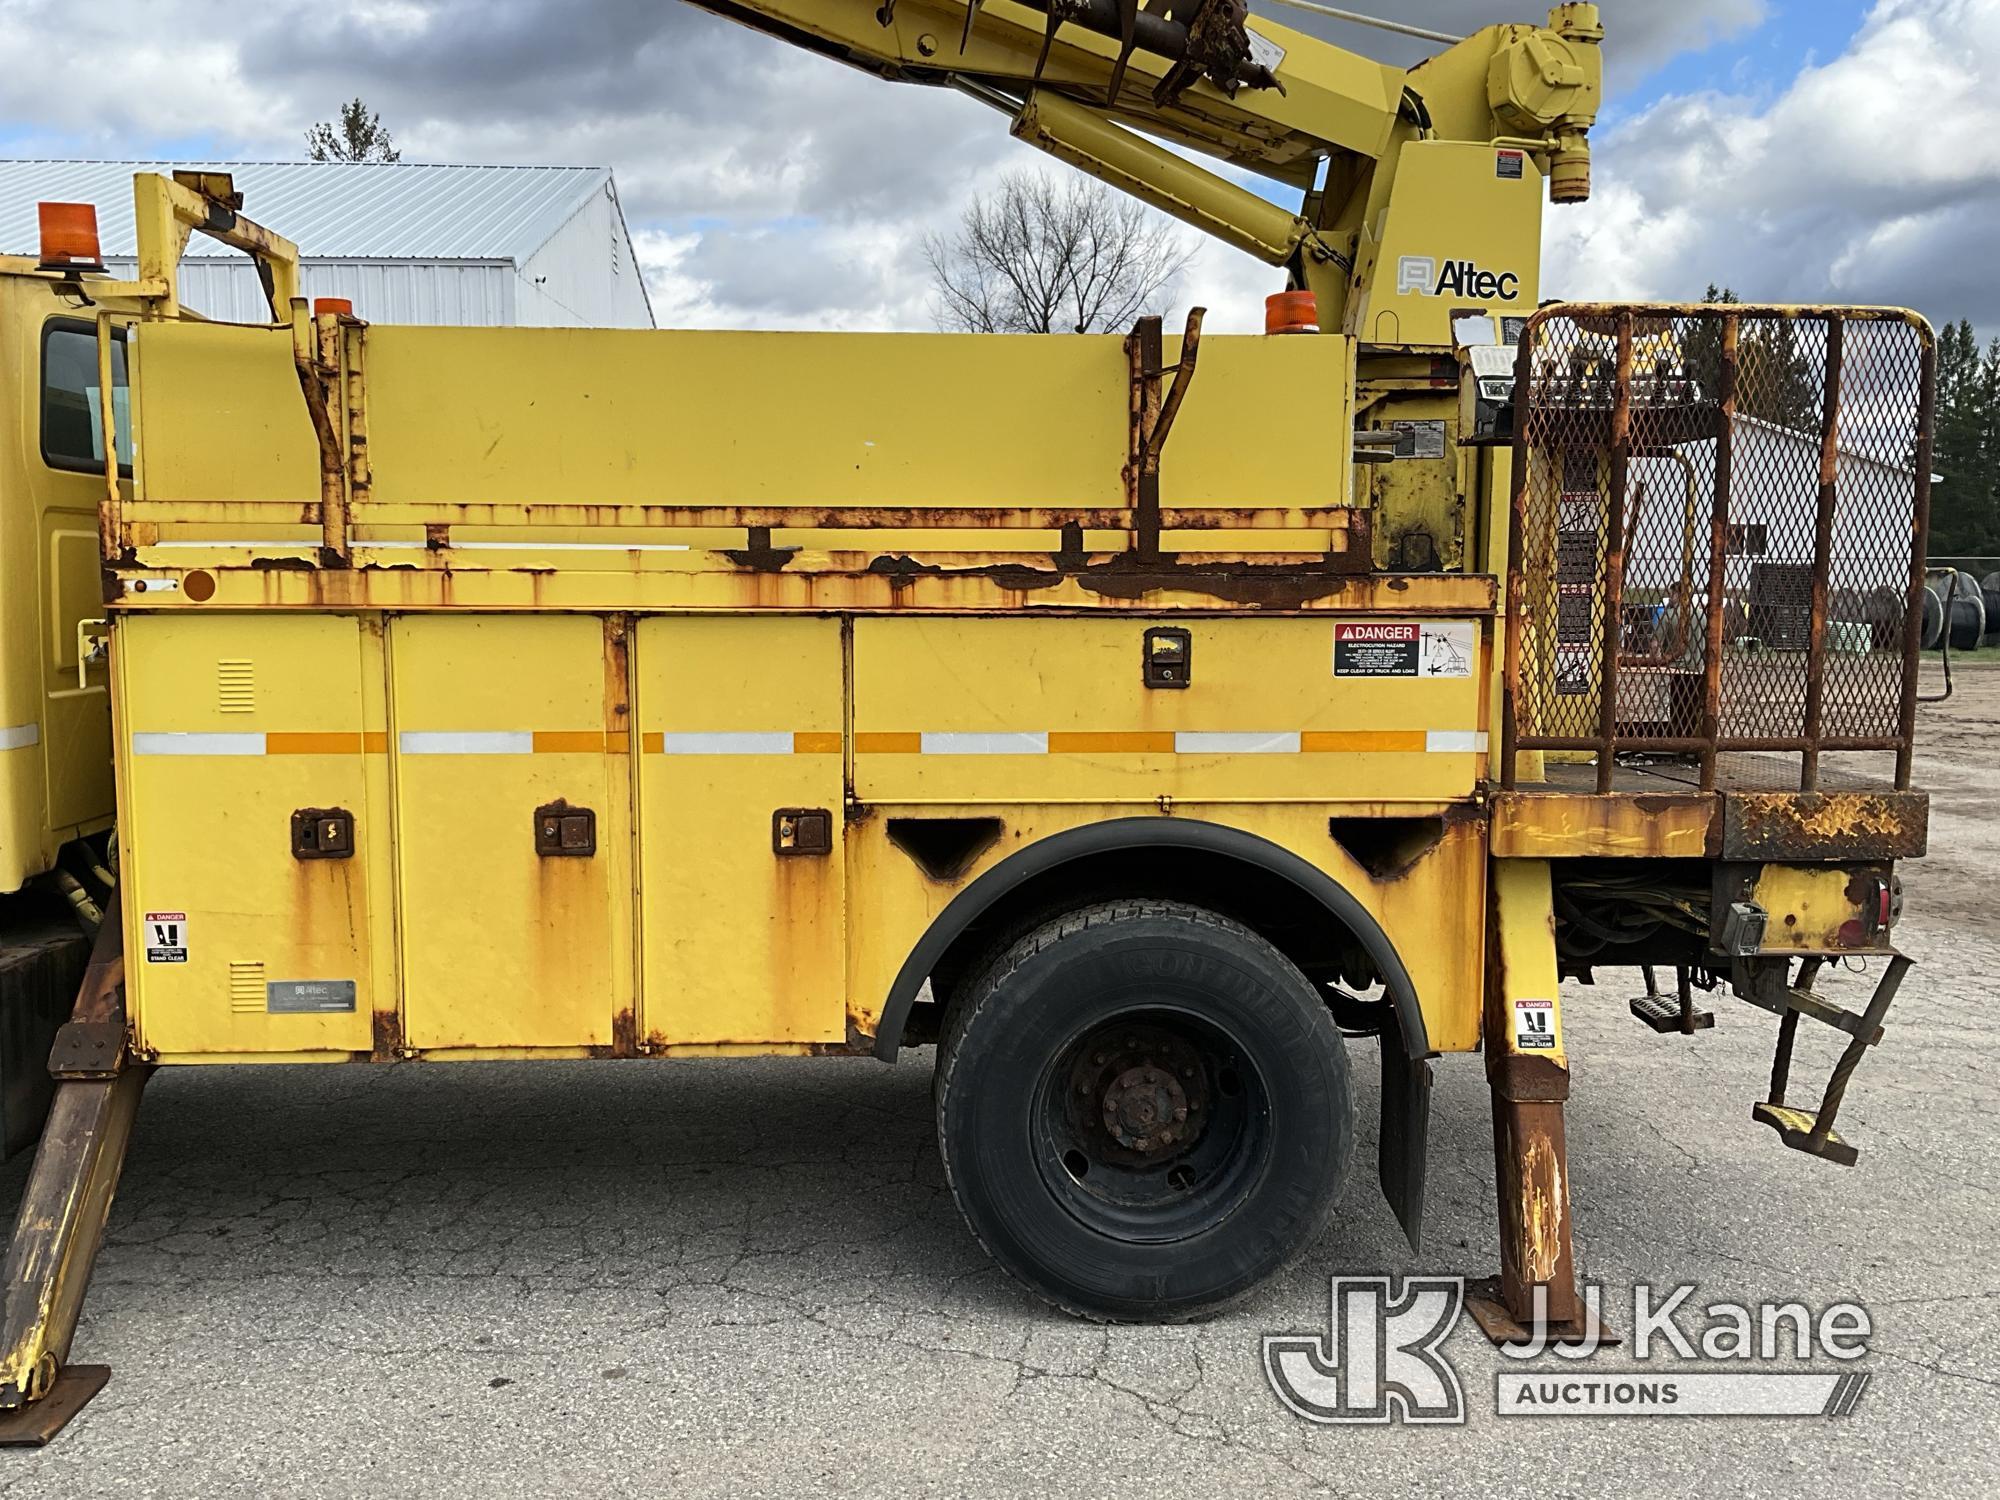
(935, 900, 1352, 1322)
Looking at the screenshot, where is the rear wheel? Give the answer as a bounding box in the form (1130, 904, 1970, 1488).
(935, 900, 1352, 1321)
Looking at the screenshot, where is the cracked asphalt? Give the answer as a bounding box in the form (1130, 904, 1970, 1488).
(4, 667, 1996, 1497)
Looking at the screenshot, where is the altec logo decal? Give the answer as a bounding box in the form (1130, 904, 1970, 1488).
(1397, 255, 1521, 301)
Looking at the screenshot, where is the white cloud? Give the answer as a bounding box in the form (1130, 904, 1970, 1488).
(37, 0, 1982, 362)
(1547, 0, 2000, 335)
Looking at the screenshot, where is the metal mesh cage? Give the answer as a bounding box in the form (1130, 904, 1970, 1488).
(1502, 305, 1935, 793)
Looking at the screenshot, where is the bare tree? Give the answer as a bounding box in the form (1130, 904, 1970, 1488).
(925, 169, 1194, 334)
(306, 99, 402, 163)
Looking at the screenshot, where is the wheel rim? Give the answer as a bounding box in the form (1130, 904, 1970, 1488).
(1031, 1007, 1270, 1243)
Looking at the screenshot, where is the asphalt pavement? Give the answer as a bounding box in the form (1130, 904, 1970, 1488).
(3, 668, 1994, 1498)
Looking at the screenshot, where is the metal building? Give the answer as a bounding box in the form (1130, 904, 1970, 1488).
(0, 159, 654, 328)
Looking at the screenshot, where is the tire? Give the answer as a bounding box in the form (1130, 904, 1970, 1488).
(935, 900, 1352, 1322)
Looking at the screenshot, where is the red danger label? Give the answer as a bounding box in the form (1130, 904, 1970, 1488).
(1337, 624, 1418, 644)
(1335, 622, 1421, 677)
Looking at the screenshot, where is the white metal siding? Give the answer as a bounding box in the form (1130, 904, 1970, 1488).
(103, 257, 514, 327)
(514, 186, 653, 329)
(1630, 419, 1917, 597)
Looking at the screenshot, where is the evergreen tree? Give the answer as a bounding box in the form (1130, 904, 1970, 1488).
(1930, 320, 1999, 555)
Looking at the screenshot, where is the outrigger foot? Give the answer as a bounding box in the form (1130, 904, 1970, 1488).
(0, 890, 148, 1445)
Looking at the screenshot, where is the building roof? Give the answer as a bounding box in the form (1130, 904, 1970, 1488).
(0, 160, 617, 263)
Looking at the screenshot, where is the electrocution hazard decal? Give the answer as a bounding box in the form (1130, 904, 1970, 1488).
(1334, 621, 1475, 679)
(144, 912, 189, 964)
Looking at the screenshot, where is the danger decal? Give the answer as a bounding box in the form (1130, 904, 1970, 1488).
(144, 912, 189, 964)
(1334, 622, 1475, 680)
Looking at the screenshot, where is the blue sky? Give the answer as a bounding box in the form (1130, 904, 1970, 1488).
(1621, 1, 1872, 116)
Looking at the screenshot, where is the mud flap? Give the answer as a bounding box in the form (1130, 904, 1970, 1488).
(1378, 1038, 1431, 1251)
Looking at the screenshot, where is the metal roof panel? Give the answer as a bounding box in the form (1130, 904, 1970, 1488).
(0, 159, 613, 262)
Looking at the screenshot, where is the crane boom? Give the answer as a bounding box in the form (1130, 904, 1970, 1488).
(680, 0, 1603, 347)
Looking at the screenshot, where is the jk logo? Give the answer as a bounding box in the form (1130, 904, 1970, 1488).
(1263, 1276, 1468, 1425)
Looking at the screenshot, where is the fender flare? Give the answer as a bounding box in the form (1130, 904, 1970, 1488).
(869, 816, 1430, 1063)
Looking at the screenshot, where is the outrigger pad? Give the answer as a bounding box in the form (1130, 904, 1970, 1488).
(1464, 1279, 1620, 1350)
(0, 1364, 109, 1446)
(1752, 1102, 1859, 1167)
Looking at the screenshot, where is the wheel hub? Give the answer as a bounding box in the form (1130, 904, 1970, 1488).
(1066, 1025, 1212, 1167)
(1101, 1064, 1188, 1154)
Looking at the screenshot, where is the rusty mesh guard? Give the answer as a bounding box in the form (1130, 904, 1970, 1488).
(1502, 306, 1935, 793)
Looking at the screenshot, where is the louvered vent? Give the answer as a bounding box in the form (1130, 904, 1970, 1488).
(229, 960, 265, 1015)
(217, 659, 255, 714)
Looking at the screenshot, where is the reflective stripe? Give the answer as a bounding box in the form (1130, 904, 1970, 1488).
(654, 732, 797, 755)
(0, 723, 38, 752)
(132, 732, 266, 756)
(1174, 732, 1302, 755)
(398, 731, 533, 755)
(1425, 731, 1490, 754)
(297, 728, 1490, 758)
(920, 733, 1050, 755)
(856, 728, 1478, 755)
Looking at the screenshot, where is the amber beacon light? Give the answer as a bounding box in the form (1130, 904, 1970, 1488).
(1265, 290, 1319, 335)
(36, 202, 104, 272)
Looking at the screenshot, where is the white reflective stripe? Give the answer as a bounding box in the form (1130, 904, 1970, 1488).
(1426, 731, 1490, 754)
(657, 732, 795, 755)
(131, 732, 266, 756)
(398, 731, 534, 755)
(1173, 732, 1302, 755)
(0, 723, 38, 752)
(920, 732, 1050, 755)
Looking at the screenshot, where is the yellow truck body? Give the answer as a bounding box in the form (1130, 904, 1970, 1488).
(0, 0, 1941, 1432)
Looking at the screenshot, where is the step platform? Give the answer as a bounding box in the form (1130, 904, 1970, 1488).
(1751, 1102, 1858, 1167)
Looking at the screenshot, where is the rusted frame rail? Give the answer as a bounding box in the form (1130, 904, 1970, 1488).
(1502, 303, 1937, 795)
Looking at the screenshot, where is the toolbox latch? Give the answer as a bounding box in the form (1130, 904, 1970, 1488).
(534, 801, 597, 857)
(291, 807, 355, 860)
(773, 808, 834, 857)
(1143, 627, 1192, 689)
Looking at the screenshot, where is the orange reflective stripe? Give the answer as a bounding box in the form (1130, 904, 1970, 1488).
(1047, 731, 1176, 754)
(854, 732, 921, 754)
(1301, 731, 1427, 753)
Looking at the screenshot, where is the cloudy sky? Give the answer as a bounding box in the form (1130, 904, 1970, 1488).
(0, 0, 1993, 337)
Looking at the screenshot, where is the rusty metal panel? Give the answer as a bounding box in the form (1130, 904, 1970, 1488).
(1719, 791, 1929, 862)
(633, 616, 846, 1046)
(1503, 305, 1933, 793)
(390, 615, 632, 1051)
(1490, 791, 1714, 860)
(1745, 864, 1896, 954)
(851, 616, 1488, 805)
(117, 613, 376, 1056)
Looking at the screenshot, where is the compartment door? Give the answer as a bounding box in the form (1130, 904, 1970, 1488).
(121, 613, 374, 1056)
(635, 616, 845, 1045)
(393, 616, 630, 1051)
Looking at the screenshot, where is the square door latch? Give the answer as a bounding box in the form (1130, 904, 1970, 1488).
(1143, 627, 1192, 689)
(773, 807, 834, 857)
(534, 801, 597, 857)
(291, 807, 355, 861)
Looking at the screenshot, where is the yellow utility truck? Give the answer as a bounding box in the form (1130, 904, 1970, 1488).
(0, 0, 1934, 1440)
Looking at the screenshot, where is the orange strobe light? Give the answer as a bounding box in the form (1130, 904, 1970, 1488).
(37, 202, 104, 272)
(1265, 290, 1319, 336)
